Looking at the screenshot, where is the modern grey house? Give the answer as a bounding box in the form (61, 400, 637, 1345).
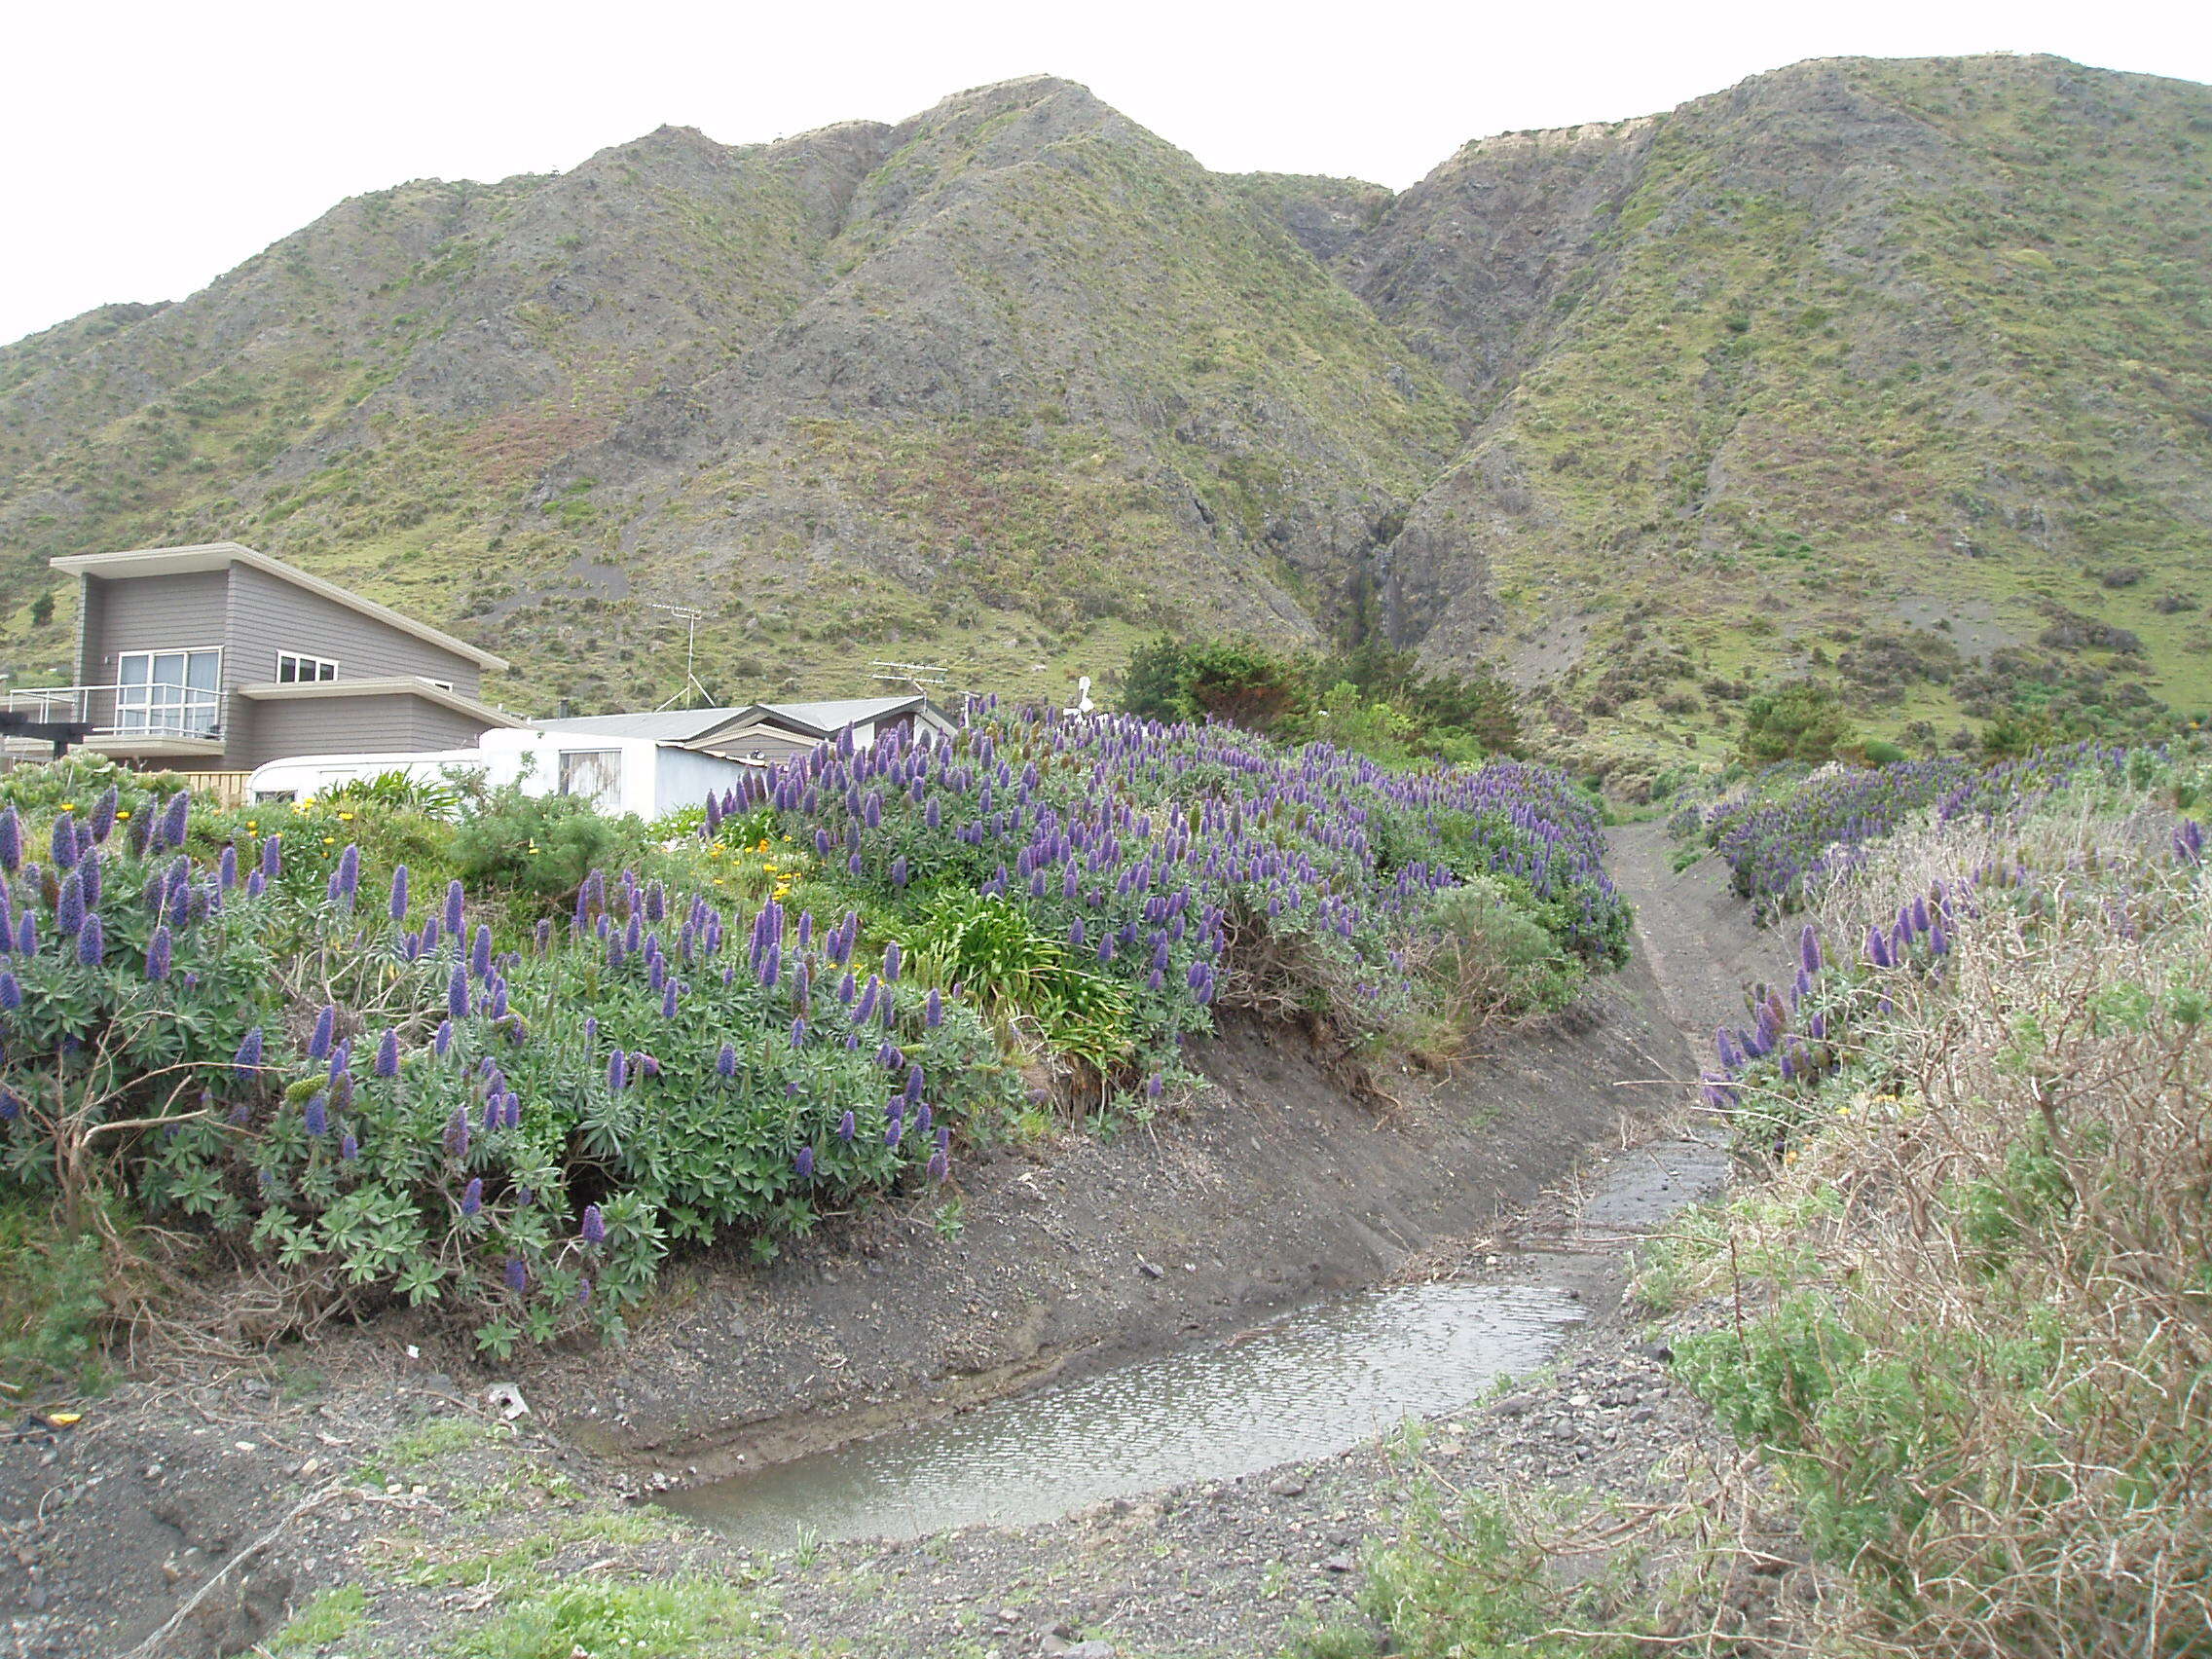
(18, 541, 515, 773)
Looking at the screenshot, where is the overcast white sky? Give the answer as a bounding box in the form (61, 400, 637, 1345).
(4, 0, 2205, 346)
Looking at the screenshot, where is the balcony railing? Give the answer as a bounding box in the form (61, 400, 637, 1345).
(5, 682, 222, 741)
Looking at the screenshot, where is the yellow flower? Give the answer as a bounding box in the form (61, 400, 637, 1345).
(322, 836, 336, 845)
(244, 820, 256, 830)
(115, 810, 131, 821)
(60, 802, 75, 811)
(338, 811, 355, 822)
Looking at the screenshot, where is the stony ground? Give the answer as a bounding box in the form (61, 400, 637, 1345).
(0, 825, 1783, 1658)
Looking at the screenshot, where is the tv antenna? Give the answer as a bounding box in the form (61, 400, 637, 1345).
(869, 659, 953, 692)
(649, 602, 714, 710)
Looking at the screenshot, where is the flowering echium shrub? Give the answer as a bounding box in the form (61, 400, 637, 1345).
(1699, 769, 2208, 1151)
(1685, 744, 2144, 909)
(0, 785, 1020, 1356)
(0, 712, 1622, 1355)
(711, 707, 1629, 1072)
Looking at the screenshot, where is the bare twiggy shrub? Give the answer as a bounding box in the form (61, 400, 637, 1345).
(1658, 793, 2212, 1657)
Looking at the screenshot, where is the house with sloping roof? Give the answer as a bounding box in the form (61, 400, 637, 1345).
(14, 542, 517, 772)
(537, 693, 957, 764)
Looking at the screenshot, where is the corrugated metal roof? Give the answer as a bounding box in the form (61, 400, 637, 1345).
(539, 696, 932, 742)
(533, 707, 753, 741)
(750, 695, 925, 732)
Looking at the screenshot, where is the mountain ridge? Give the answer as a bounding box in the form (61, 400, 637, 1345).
(3, 53, 2206, 784)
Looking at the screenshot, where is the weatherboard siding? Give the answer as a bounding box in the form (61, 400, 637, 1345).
(234, 693, 489, 771)
(224, 563, 481, 695)
(77, 570, 231, 742)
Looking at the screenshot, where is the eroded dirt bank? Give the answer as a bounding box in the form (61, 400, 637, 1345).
(0, 825, 1758, 1659)
(527, 953, 1689, 1483)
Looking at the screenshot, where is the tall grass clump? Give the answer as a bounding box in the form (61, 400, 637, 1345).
(1650, 761, 2212, 1656)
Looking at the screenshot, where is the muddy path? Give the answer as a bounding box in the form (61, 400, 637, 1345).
(0, 824, 1773, 1659)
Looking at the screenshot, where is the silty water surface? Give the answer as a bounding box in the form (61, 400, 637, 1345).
(660, 1281, 1582, 1550)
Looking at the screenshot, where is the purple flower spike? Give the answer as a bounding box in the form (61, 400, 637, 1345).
(794, 1145, 816, 1178)
(448, 963, 471, 1022)
(717, 1042, 737, 1079)
(1798, 925, 1822, 977)
(435, 1018, 454, 1056)
(837, 1110, 856, 1142)
(75, 912, 104, 967)
(305, 1092, 329, 1136)
(0, 807, 19, 873)
(924, 988, 943, 1028)
(232, 1026, 264, 1078)
(145, 925, 172, 982)
(375, 1028, 399, 1078)
(0, 972, 20, 1013)
(461, 1177, 483, 1216)
(470, 924, 493, 982)
(388, 864, 410, 922)
(89, 788, 118, 843)
(580, 1204, 608, 1244)
(339, 1131, 358, 1161)
(55, 870, 84, 937)
(504, 1258, 529, 1294)
(261, 834, 282, 880)
(883, 940, 902, 981)
(608, 1049, 628, 1093)
(51, 812, 79, 872)
(158, 791, 189, 851)
(335, 843, 360, 908)
(791, 1017, 806, 1049)
(309, 1004, 336, 1060)
(444, 879, 465, 935)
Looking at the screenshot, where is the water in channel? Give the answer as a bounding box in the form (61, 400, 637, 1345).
(660, 1281, 1582, 1550)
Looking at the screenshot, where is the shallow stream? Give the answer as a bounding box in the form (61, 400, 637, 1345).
(660, 1280, 1584, 1550)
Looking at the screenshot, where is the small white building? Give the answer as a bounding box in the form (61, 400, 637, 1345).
(243, 725, 758, 818)
(533, 694, 959, 764)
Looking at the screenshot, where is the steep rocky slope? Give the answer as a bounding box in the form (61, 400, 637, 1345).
(1348, 55, 2212, 770)
(3, 55, 2206, 766)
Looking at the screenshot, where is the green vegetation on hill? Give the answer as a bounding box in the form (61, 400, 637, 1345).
(1119, 633, 1524, 763)
(1355, 55, 2212, 793)
(1, 57, 2205, 774)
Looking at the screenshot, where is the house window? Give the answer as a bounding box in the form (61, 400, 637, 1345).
(115, 648, 221, 737)
(276, 651, 338, 683)
(558, 749, 622, 809)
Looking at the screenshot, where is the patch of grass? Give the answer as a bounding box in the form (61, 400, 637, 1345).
(443, 1575, 774, 1659)
(265, 1585, 368, 1653)
(1358, 1486, 1632, 1658)
(353, 1416, 505, 1486)
(0, 1200, 123, 1397)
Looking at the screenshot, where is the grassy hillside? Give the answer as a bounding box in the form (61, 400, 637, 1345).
(1354, 55, 2212, 789)
(1, 57, 2205, 773)
(0, 79, 1464, 717)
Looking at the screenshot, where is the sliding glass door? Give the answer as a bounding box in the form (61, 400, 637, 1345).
(115, 649, 221, 736)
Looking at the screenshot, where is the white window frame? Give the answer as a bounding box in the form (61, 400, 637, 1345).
(557, 749, 623, 810)
(114, 647, 222, 737)
(276, 650, 339, 684)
